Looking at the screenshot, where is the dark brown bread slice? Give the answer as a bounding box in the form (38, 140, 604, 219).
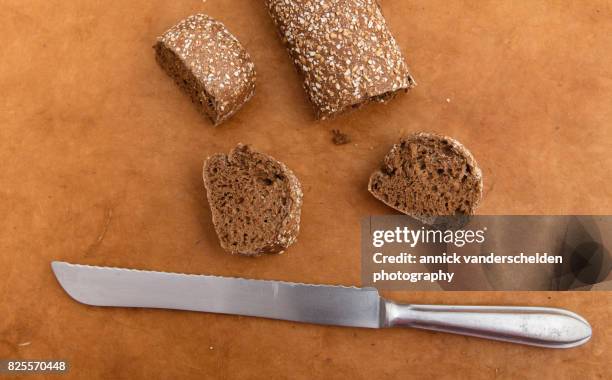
(203, 144, 303, 256)
(265, 0, 416, 120)
(155, 14, 256, 126)
(368, 133, 483, 225)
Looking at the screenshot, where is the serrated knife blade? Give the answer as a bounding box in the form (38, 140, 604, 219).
(51, 261, 382, 328)
(51, 261, 592, 348)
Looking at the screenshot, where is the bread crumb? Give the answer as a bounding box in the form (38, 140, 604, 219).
(209, 346, 214, 350)
(332, 129, 351, 145)
(446, 98, 451, 103)
(18, 342, 31, 346)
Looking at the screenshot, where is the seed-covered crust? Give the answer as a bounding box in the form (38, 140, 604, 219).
(265, 0, 416, 120)
(155, 14, 256, 125)
(203, 144, 303, 256)
(368, 132, 483, 226)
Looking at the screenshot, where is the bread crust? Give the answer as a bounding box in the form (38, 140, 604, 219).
(203, 144, 303, 256)
(368, 132, 483, 225)
(265, 0, 416, 120)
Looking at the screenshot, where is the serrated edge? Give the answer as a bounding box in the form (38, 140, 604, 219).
(52, 261, 378, 293)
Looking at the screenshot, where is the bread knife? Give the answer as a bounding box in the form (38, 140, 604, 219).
(51, 261, 592, 348)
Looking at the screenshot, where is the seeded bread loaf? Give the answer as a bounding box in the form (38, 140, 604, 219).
(203, 144, 303, 256)
(155, 14, 256, 126)
(368, 133, 483, 226)
(265, 0, 416, 120)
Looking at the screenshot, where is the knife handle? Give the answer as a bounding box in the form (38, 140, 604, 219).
(383, 302, 592, 348)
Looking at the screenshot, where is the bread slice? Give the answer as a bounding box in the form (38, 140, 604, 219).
(368, 132, 483, 226)
(203, 144, 303, 256)
(154, 14, 256, 126)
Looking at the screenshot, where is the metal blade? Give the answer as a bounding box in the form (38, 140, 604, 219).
(51, 262, 382, 328)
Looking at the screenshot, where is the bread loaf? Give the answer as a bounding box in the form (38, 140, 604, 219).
(266, 0, 416, 120)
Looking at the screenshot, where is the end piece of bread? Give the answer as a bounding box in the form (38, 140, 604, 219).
(203, 144, 303, 256)
(368, 132, 483, 225)
(265, 0, 416, 120)
(155, 14, 256, 126)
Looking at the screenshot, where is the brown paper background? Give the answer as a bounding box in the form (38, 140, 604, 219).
(1, 0, 611, 379)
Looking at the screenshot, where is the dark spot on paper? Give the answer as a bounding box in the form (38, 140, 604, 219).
(332, 129, 351, 145)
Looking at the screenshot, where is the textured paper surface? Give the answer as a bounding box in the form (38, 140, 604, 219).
(1, 0, 611, 379)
